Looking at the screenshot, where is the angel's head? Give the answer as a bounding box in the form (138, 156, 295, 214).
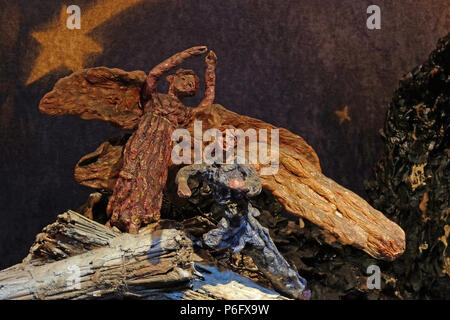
(166, 68, 200, 98)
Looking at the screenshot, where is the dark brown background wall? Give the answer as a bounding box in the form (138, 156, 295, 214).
(0, 0, 448, 268)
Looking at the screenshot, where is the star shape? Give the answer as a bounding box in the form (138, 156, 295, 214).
(26, 0, 143, 84)
(334, 105, 351, 125)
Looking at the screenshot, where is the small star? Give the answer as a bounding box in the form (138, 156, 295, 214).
(335, 105, 351, 125)
(26, 0, 143, 84)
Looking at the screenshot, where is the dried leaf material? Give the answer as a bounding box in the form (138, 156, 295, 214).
(107, 113, 175, 233)
(39, 67, 145, 130)
(366, 33, 450, 298)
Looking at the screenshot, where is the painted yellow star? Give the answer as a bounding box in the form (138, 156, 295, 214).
(335, 105, 351, 125)
(26, 0, 143, 84)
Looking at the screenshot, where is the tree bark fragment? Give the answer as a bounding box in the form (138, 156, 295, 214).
(0, 211, 288, 300)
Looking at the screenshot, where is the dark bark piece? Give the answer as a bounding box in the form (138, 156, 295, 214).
(39, 67, 146, 130)
(107, 113, 175, 233)
(365, 33, 450, 299)
(204, 204, 309, 299)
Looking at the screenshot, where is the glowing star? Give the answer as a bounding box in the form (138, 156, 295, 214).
(26, 0, 142, 84)
(334, 105, 351, 124)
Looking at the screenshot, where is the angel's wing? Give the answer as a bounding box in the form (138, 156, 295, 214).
(186, 104, 405, 261)
(39, 67, 145, 130)
(74, 135, 128, 190)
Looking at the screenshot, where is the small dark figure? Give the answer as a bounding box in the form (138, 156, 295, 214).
(176, 162, 310, 300)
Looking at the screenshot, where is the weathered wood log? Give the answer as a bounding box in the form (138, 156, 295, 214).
(0, 213, 193, 299)
(0, 211, 288, 300)
(23, 210, 120, 265)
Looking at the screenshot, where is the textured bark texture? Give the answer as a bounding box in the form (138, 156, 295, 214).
(107, 113, 175, 233)
(0, 211, 288, 300)
(23, 210, 120, 265)
(365, 33, 450, 299)
(0, 211, 194, 299)
(39, 67, 145, 130)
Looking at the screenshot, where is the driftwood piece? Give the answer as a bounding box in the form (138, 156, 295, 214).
(0, 211, 289, 300)
(0, 211, 193, 299)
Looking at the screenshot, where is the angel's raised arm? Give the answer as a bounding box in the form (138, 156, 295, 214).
(141, 46, 208, 101)
(197, 50, 217, 108)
